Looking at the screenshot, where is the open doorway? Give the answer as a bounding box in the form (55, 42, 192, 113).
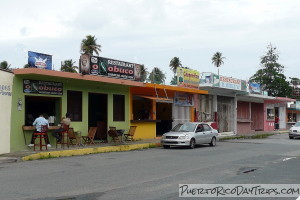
(88, 93, 107, 141)
(156, 102, 173, 136)
(25, 96, 61, 126)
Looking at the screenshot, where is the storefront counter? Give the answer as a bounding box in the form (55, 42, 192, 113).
(130, 120, 159, 139)
(22, 125, 61, 145)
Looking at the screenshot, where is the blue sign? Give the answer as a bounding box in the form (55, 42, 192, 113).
(249, 82, 261, 94)
(28, 51, 52, 70)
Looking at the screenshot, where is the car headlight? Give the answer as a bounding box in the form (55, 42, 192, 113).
(178, 135, 189, 139)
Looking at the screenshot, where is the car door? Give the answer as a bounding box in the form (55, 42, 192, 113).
(195, 124, 206, 144)
(202, 124, 213, 143)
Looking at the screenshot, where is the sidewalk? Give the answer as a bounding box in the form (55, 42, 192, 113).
(0, 139, 162, 164)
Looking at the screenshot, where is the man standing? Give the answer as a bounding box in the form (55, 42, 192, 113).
(52, 113, 71, 143)
(28, 114, 51, 147)
(275, 115, 279, 131)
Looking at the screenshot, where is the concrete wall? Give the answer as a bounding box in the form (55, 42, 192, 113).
(0, 70, 13, 154)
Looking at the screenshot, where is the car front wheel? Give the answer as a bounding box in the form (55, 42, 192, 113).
(189, 139, 196, 149)
(163, 145, 170, 149)
(289, 136, 294, 139)
(210, 137, 216, 147)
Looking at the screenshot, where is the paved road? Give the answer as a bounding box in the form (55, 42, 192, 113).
(0, 133, 300, 200)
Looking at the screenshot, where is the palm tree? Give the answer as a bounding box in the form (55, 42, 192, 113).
(60, 59, 78, 73)
(0, 61, 11, 70)
(148, 67, 166, 84)
(80, 35, 101, 55)
(140, 64, 148, 82)
(211, 52, 225, 76)
(23, 64, 30, 68)
(169, 57, 182, 74)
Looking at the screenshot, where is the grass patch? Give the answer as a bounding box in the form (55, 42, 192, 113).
(220, 133, 275, 141)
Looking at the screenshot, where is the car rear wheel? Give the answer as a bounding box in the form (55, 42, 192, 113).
(210, 137, 216, 147)
(189, 139, 196, 149)
(289, 136, 294, 139)
(163, 145, 170, 149)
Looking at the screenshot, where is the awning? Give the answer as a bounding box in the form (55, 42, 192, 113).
(136, 95, 173, 103)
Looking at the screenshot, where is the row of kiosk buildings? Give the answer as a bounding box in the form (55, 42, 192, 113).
(0, 55, 298, 154)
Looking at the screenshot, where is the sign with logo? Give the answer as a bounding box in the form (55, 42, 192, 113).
(249, 82, 261, 94)
(174, 93, 194, 106)
(219, 76, 241, 90)
(28, 51, 52, 70)
(177, 67, 200, 89)
(23, 79, 63, 95)
(87, 56, 142, 81)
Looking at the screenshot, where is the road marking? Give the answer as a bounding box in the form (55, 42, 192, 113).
(283, 157, 296, 162)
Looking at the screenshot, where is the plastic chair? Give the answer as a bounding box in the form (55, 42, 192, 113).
(33, 125, 48, 151)
(124, 126, 137, 142)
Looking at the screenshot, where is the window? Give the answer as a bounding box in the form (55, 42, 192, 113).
(203, 124, 212, 131)
(266, 108, 274, 120)
(132, 96, 152, 120)
(113, 94, 125, 121)
(67, 90, 82, 121)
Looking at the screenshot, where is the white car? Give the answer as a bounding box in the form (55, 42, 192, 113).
(161, 122, 219, 149)
(289, 121, 300, 139)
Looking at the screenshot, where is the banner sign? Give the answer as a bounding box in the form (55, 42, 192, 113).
(177, 67, 200, 89)
(23, 79, 63, 95)
(80, 55, 142, 81)
(219, 76, 241, 90)
(28, 51, 52, 70)
(249, 82, 261, 94)
(174, 93, 194, 106)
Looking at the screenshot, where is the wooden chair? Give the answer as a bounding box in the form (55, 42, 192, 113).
(56, 124, 70, 148)
(124, 126, 137, 142)
(82, 127, 98, 145)
(68, 128, 81, 146)
(33, 125, 48, 151)
(108, 126, 121, 143)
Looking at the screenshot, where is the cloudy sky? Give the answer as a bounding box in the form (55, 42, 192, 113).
(0, 0, 299, 83)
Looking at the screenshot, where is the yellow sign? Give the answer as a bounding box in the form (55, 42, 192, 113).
(177, 67, 200, 89)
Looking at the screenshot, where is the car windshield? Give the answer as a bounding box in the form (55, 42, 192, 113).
(294, 122, 300, 127)
(171, 123, 197, 132)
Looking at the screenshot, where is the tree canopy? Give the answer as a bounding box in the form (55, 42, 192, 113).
(0, 61, 11, 70)
(250, 44, 291, 97)
(80, 35, 101, 55)
(60, 59, 78, 73)
(148, 67, 166, 84)
(169, 57, 182, 74)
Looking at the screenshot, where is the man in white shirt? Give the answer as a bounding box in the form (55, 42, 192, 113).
(28, 114, 51, 147)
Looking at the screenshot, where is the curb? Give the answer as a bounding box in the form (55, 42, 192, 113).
(22, 142, 162, 161)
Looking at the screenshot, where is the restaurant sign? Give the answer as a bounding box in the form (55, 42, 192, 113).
(219, 76, 242, 90)
(23, 79, 63, 95)
(80, 55, 142, 81)
(177, 67, 200, 89)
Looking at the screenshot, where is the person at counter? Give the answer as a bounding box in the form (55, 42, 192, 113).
(52, 113, 71, 143)
(28, 113, 51, 148)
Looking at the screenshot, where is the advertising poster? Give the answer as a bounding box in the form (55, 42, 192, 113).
(28, 51, 52, 70)
(249, 82, 261, 94)
(79, 54, 91, 75)
(177, 67, 200, 89)
(174, 93, 194, 107)
(23, 79, 63, 95)
(87, 56, 142, 81)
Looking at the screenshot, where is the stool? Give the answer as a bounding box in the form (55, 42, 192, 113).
(33, 125, 48, 151)
(56, 125, 69, 149)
